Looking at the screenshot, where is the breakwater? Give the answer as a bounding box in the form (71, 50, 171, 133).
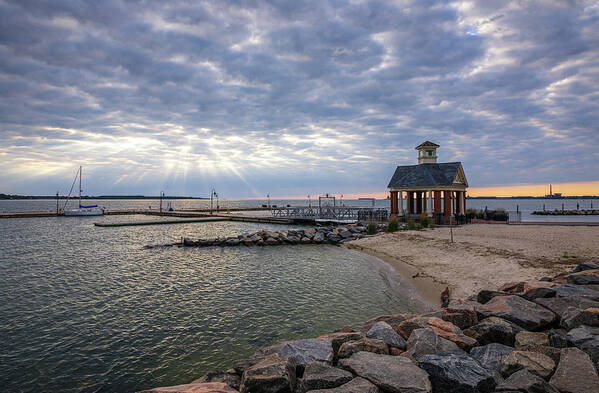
(533, 209, 599, 216)
(182, 226, 369, 247)
(140, 262, 599, 393)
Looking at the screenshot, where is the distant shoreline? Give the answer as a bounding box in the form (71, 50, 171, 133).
(0, 194, 208, 200)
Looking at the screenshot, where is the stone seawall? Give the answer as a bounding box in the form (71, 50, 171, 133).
(139, 259, 599, 392)
(182, 226, 371, 247)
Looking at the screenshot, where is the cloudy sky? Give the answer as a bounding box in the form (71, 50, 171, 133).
(1, 0, 598, 198)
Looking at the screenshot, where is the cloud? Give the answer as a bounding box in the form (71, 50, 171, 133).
(0, 0, 597, 197)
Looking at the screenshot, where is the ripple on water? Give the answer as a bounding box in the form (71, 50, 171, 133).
(0, 216, 429, 392)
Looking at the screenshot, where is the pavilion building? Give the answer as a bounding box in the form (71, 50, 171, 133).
(387, 141, 468, 220)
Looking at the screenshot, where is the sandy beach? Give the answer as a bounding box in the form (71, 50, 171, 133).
(348, 223, 599, 302)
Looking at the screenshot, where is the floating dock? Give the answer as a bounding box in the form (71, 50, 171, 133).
(94, 217, 231, 227)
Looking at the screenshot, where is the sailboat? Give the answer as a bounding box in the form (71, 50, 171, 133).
(63, 166, 104, 216)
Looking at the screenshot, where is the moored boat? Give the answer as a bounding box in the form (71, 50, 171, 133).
(63, 166, 104, 216)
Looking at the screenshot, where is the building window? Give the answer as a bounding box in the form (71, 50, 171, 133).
(426, 150, 434, 156)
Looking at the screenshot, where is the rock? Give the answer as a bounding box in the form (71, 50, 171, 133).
(225, 238, 240, 246)
(567, 325, 599, 363)
(339, 351, 432, 393)
(522, 287, 556, 301)
(318, 332, 362, 357)
(568, 270, 599, 285)
(298, 362, 353, 393)
(306, 377, 381, 393)
(534, 296, 599, 320)
(463, 317, 524, 346)
(495, 369, 559, 393)
(303, 228, 316, 238)
(561, 307, 599, 330)
(360, 314, 412, 335)
(549, 347, 599, 393)
(337, 338, 388, 358)
(514, 332, 548, 350)
(397, 316, 477, 350)
(547, 328, 569, 348)
(264, 237, 279, 246)
(404, 328, 459, 361)
(540, 276, 553, 282)
(139, 382, 237, 393)
(498, 282, 525, 294)
(477, 290, 510, 304)
(313, 232, 325, 243)
(470, 343, 514, 373)
(419, 350, 496, 393)
(300, 237, 312, 244)
(500, 350, 555, 379)
(339, 230, 353, 239)
(195, 370, 240, 389)
(277, 338, 334, 367)
(572, 263, 599, 273)
(443, 299, 479, 329)
(366, 322, 406, 349)
(476, 295, 555, 330)
(553, 284, 599, 299)
(240, 354, 297, 393)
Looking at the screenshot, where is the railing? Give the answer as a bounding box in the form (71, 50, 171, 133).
(271, 206, 388, 221)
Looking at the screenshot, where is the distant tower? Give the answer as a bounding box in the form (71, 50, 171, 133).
(550, 184, 552, 196)
(415, 141, 440, 164)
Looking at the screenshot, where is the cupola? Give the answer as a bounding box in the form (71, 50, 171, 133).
(415, 141, 439, 164)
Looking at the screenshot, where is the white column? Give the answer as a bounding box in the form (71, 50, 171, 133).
(399, 191, 404, 216)
(428, 191, 433, 217)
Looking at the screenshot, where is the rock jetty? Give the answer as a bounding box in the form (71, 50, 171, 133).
(182, 226, 369, 247)
(139, 262, 599, 393)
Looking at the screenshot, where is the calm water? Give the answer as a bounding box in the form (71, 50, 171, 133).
(0, 210, 430, 392)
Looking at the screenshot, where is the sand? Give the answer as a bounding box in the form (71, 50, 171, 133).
(347, 224, 599, 303)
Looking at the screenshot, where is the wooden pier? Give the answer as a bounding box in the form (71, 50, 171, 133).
(94, 217, 231, 227)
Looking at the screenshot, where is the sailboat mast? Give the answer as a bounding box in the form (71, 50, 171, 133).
(79, 166, 82, 208)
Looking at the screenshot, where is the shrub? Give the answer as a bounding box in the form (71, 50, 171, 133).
(387, 218, 399, 232)
(407, 219, 416, 230)
(415, 223, 422, 230)
(367, 222, 377, 235)
(429, 223, 435, 229)
(419, 213, 429, 228)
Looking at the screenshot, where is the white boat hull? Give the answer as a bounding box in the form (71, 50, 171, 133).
(64, 208, 104, 216)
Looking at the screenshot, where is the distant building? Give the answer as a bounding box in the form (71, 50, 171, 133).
(387, 141, 468, 219)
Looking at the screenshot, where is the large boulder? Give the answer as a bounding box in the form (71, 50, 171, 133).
(339, 351, 432, 393)
(360, 314, 413, 335)
(568, 269, 599, 285)
(553, 284, 599, 299)
(277, 338, 334, 367)
(549, 347, 599, 393)
(337, 338, 388, 358)
(138, 382, 237, 393)
(366, 322, 406, 349)
(443, 299, 479, 329)
(500, 350, 555, 379)
(418, 350, 496, 393)
(298, 362, 353, 393)
(469, 343, 514, 373)
(397, 317, 477, 350)
(560, 306, 599, 330)
(476, 295, 555, 330)
(463, 317, 524, 346)
(318, 332, 362, 357)
(404, 328, 459, 361)
(495, 369, 559, 393)
(567, 325, 599, 363)
(572, 263, 599, 273)
(547, 328, 569, 348)
(514, 332, 548, 350)
(306, 377, 381, 393)
(534, 296, 599, 320)
(240, 354, 297, 393)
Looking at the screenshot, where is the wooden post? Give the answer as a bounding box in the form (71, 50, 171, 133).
(390, 191, 398, 215)
(416, 192, 422, 214)
(399, 191, 404, 216)
(444, 190, 452, 217)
